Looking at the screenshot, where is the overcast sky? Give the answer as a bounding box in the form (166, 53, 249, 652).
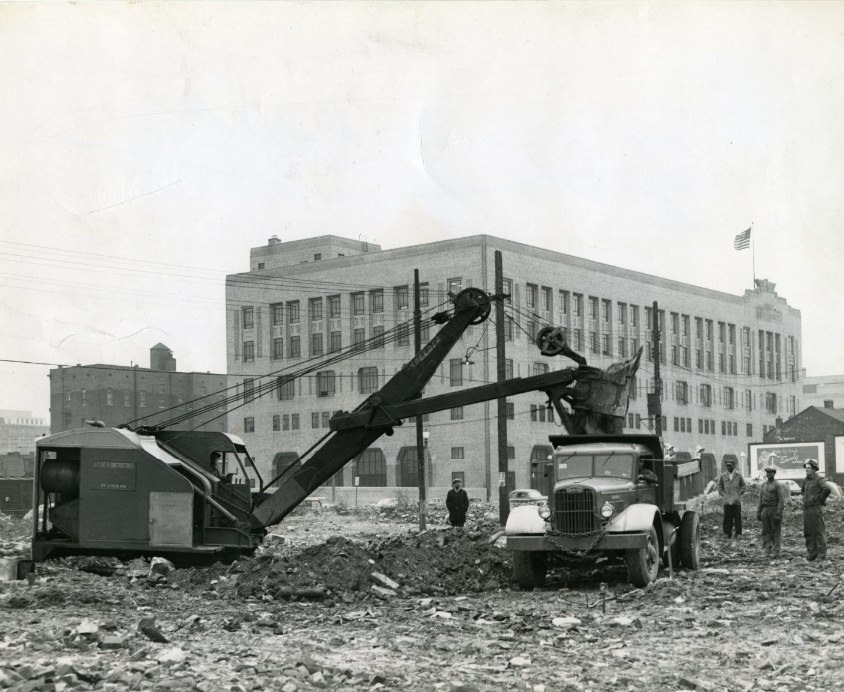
(2, 1, 843, 420)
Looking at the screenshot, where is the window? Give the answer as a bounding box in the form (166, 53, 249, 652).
(317, 371, 336, 397)
(573, 293, 583, 317)
(541, 286, 552, 311)
(601, 299, 611, 323)
(359, 366, 379, 394)
(450, 406, 464, 420)
(618, 302, 626, 325)
(724, 386, 735, 410)
(559, 290, 569, 315)
(314, 253, 321, 261)
(504, 358, 513, 380)
(700, 384, 712, 407)
(328, 295, 341, 319)
(271, 303, 283, 325)
(528, 320, 539, 341)
(355, 449, 386, 487)
(353, 327, 366, 346)
(394, 285, 409, 310)
(504, 316, 513, 342)
(447, 277, 462, 295)
(272, 415, 280, 432)
(287, 300, 300, 323)
(243, 341, 255, 362)
(329, 331, 342, 353)
(370, 289, 384, 313)
(746, 423, 753, 437)
(397, 323, 410, 347)
(311, 332, 323, 356)
(631, 305, 639, 328)
(308, 297, 323, 321)
(602, 334, 610, 355)
(676, 380, 689, 405)
(449, 359, 463, 386)
(277, 377, 295, 400)
(242, 307, 254, 329)
(352, 292, 365, 315)
(589, 297, 598, 320)
(282, 414, 289, 431)
(765, 392, 777, 414)
(322, 411, 330, 428)
(291, 413, 300, 430)
(106, 389, 113, 406)
(526, 283, 538, 308)
(311, 412, 320, 429)
(289, 336, 300, 358)
(451, 447, 465, 460)
(533, 362, 549, 376)
(419, 282, 429, 307)
(506, 401, 515, 420)
(272, 338, 283, 360)
(123, 390, 130, 407)
(138, 391, 145, 407)
(244, 417, 255, 433)
(372, 325, 385, 349)
(590, 332, 598, 354)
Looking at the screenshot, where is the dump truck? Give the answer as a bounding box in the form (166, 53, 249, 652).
(505, 433, 708, 588)
(30, 287, 647, 566)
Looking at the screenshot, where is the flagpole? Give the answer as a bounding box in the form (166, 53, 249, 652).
(751, 222, 756, 286)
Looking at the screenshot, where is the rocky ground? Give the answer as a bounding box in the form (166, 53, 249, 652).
(1, 495, 842, 692)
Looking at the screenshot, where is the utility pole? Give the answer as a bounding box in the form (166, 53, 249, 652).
(414, 269, 427, 531)
(495, 251, 509, 525)
(651, 300, 663, 437)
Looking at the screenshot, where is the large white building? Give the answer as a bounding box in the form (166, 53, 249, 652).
(224, 234, 803, 501)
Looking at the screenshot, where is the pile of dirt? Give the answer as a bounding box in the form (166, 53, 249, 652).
(232, 519, 511, 602)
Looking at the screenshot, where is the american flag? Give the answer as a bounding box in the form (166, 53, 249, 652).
(734, 228, 751, 250)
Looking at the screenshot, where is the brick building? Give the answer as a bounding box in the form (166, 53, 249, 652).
(49, 344, 229, 433)
(226, 234, 804, 503)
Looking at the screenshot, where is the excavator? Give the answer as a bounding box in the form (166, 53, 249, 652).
(30, 288, 642, 562)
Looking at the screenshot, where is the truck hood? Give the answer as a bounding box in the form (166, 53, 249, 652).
(554, 477, 634, 495)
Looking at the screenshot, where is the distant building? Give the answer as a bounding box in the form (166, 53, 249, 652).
(801, 375, 844, 410)
(48, 344, 230, 433)
(225, 234, 804, 502)
(0, 409, 49, 454)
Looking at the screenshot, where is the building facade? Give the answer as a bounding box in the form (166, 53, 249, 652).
(0, 410, 50, 455)
(801, 375, 844, 410)
(49, 344, 229, 434)
(226, 235, 803, 501)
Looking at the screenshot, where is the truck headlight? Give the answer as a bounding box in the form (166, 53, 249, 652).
(538, 504, 551, 520)
(600, 502, 614, 519)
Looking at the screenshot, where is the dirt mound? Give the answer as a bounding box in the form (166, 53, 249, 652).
(232, 522, 511, 602)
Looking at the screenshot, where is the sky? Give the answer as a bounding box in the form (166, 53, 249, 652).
(1, 1, 843, 421)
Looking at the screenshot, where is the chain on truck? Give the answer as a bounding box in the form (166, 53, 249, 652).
(29, 288, 705, 588)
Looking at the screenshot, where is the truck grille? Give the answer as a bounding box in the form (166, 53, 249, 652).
(553, 488, 598, 535)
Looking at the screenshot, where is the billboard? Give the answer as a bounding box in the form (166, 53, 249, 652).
(748, 442, 825, 480)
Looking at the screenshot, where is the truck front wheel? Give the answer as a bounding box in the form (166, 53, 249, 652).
(512, 551, 547, 589)
(625, 526, 659, 587)
(679, 511, 701, 570)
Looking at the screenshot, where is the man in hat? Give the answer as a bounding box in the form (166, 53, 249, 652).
(757, 466, 787, 557)
(446, 477, 470, 528)
(718, 458, 746, 539)
(801, 459, 831, 562)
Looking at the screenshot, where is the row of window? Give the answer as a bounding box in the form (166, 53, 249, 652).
(624, 413, 753, 438)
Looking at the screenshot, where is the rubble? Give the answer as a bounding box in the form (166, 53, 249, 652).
(0, 500, 842, 690)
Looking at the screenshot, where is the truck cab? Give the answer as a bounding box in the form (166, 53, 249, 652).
(505, 434, 702, 588)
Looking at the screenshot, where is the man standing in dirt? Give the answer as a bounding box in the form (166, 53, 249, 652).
(718, 458, 746, 539)
(446, 478, 469, 528)
(801, 459, 831, 563)
(757, 466, 787, 558)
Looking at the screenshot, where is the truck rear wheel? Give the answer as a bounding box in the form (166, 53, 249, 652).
(512, 551, 547, 589)
(625, 526, 659, 587)
(679, 511, 701, 570)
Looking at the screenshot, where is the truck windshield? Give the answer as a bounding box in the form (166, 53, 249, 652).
(556, 453, 634, 480)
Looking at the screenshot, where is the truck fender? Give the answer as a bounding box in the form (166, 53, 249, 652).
(606, 503, 661, 535)
(504, 505, 547, 535)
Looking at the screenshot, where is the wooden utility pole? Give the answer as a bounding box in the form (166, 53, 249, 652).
(495, 251, 509, 525)
(652, 300, 663, 437)
(414, 269, 427, 531)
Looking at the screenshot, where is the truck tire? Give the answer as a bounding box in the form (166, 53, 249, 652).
(625, 526, 660, 588)
(679, 511, 701, 570)
(512, 551, 547, 589)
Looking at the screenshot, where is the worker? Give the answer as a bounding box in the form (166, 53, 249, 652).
(209, 452, 223, 479)
(637, 459, 658, 483)
(757, 466, 787, 558)
(446, 478, 469, 528)
(801, 459, 831, 563)
(718, 458, 746, 540)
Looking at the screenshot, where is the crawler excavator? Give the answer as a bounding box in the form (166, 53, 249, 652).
(31, 288, 662, 580)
